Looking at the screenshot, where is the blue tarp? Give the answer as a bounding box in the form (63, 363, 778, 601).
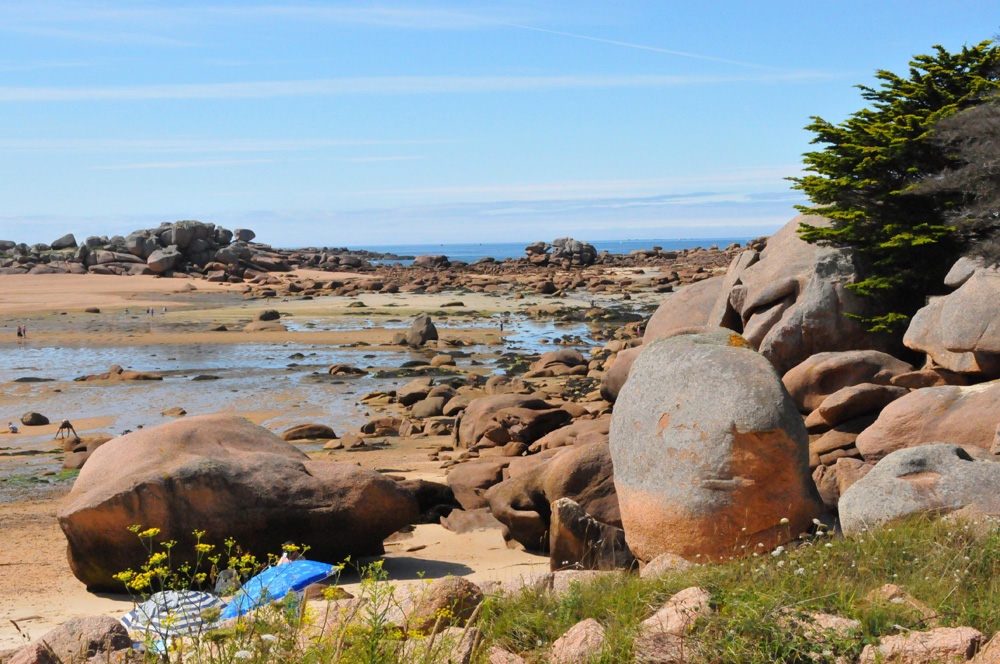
(220, 561, 335, 619)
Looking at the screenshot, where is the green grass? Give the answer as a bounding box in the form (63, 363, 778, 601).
(103, 515, 1000, 664)
(475, 515, 1000, 663)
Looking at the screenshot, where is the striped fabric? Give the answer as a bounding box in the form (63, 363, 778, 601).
(121, 590, 226, 640)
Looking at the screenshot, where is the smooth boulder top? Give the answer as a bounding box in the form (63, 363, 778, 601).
(610, 329, 822, 561)
(855, 380, 1000, 462)
(642, 276, 723, 343)
(782, 350, 914, 413)
(839, 444, 1000, 535)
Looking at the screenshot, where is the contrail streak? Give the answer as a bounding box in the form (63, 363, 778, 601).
(503, 23, 775, 70)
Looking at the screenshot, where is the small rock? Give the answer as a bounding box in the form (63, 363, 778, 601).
(254, 309, 281, 321)
(549, 618, 606, 664)
(282, 423, 337, 441)
(860, 626, 984, 664)
(639, 552, 694, 580)
(406, 577, 483, 633)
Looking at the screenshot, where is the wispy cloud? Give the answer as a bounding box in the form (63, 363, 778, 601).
(0, 137, 446, 153)
(503, 23, 775, 70)
(0, 59, 104, 72)
(89, 155, 424, 170)
(0, 72, 840, 102)
(321, 167, 805, 202)
(89, 158, 272, 170)
(0, 3, 520, 32)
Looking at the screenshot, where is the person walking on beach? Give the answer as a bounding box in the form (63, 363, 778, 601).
(15, 325, 22, 340)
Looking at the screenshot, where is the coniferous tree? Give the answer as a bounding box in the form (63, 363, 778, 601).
(790, 41, 1000, 333)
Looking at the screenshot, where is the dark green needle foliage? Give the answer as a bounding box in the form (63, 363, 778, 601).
(790, 41, 1000, 334)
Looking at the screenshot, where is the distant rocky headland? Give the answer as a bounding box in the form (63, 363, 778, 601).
(0, 220, 761, 295)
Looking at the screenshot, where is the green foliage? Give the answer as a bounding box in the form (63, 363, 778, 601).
(915, 94, 1000, 264)
(100, 516, 1000, 663)
(791, 41, 1000, 332)
(477, 515, 1000, 663)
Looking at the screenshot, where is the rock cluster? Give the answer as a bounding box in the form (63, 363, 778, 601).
(0, 221, 403, 278)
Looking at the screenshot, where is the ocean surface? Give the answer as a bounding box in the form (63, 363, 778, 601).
(349, 237, 753, 264)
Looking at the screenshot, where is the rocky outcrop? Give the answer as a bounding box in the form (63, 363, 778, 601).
(609, 329, 822, 562)
(720, 214, 887, 375)
(904, 267, 1000, 377)
(58, 414, 418, 590)
(478, 407, 572, 449)
(456, 394, 551, 448)
(524, 238, 598, 266)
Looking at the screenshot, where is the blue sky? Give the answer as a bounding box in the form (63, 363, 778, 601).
(1, 2, 997, 247)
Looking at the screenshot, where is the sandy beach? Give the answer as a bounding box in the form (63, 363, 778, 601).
(0, 268, 626, 649)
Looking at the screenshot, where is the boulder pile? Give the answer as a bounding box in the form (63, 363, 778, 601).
(0, 221, 405, 278)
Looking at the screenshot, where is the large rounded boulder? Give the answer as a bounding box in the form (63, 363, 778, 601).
(58, 414, 419, 590)
(839, 444, 1000, 535)
(609, 330, 823, 562)
(855, 381, 1000, 462)
(643, 276, 723, 343)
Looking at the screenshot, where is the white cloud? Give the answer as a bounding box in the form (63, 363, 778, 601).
(0, 137, 445, 153)
(0, 72, 841, 102)
(0, 2, 522, 31)
(88, 155, 424, 170)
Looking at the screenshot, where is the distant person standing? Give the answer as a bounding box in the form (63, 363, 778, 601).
(15, 325, 22, 340)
